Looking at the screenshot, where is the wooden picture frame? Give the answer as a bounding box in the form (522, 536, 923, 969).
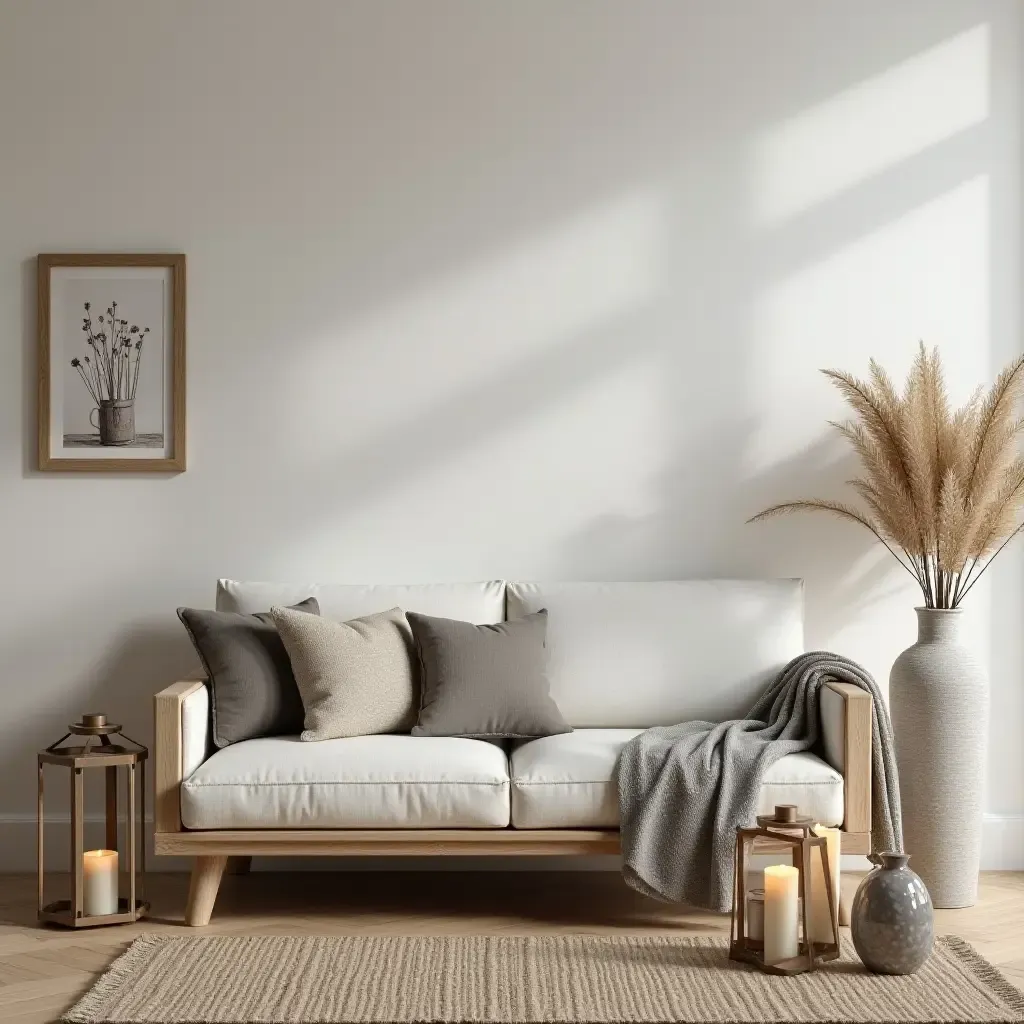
(38, 253, 186, 472)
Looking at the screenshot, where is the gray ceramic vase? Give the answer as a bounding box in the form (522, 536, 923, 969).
(852, 853, 934, 974)
(889, 608, 988, 908)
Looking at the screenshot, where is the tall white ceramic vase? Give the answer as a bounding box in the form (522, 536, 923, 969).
(889, 608, 988, 908)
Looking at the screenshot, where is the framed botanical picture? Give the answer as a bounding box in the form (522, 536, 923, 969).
(38, 253, 186, 472)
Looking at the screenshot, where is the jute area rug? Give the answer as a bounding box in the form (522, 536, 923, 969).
(65, 934, 1024, 1024)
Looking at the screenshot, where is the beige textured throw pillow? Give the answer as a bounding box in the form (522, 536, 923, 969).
(271, 605, 418, 740)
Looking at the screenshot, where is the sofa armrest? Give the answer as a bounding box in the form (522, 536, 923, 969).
(154, 674, 209, 834)
(820, 681, 872, 835)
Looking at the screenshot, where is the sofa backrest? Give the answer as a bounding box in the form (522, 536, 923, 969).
(217, 578, 803, 730)
(217, 579, 506, 624)
(507, 580, 804, 728)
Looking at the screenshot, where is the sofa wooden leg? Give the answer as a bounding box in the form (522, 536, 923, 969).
(225, 855, 252, 876)
(185, 855, 227, 926)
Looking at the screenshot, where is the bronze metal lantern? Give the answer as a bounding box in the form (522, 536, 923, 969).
(37, 714, 149, 927)
(729, 804, 840, 975)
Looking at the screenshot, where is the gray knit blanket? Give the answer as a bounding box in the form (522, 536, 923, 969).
(616, 651, 903, 912)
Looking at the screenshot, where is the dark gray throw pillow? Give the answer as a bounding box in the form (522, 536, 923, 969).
(177, 598, 320, 747)
(408, 609, 571, 739)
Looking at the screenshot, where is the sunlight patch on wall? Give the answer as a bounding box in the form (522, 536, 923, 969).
(746, 175, 990, 470)
(290, 190, 666, 449)
(753, 25, 989, 225)
(280, 353, 665, 579)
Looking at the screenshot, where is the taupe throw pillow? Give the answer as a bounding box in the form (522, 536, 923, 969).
(272, 605, 418, 740)
(408, 609, 570, 739)
(177, 597, 319, 748)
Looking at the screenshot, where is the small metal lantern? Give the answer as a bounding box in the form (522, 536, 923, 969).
(729, 804, 840, 975)
(37, 714, 149, 927)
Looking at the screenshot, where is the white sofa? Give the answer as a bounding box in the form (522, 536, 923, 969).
(154, 580, 872, 925)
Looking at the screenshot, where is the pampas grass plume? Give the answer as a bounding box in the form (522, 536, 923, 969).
(750, 343, 1024, 608)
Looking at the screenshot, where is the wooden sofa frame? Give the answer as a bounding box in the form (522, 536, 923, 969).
(154, 677, 873, 926)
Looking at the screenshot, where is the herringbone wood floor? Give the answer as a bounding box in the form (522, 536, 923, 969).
(0, 871, 1021, 1023)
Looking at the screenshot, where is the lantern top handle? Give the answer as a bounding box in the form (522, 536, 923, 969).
(43, 713, 147, 761)
(754, 803, 817, 834)
(69, 713, 121, 736)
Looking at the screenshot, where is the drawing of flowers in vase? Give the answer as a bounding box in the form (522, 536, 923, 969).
(67, 301, 155, 447)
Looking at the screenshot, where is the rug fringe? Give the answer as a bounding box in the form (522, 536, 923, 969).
(941, 935, 1024, 1019)
(62, 934, 163, 1023)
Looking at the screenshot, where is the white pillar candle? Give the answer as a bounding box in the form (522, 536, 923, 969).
(809, 825, 841, 944)
(83, 849, 118, 916)
(763, 865, 800, 964)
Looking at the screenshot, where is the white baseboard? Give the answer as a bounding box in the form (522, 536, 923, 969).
(977, 813, 1024, 869)
(3, 814, 1021, 873)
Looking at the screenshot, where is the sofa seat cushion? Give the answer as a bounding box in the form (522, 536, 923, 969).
(181, 735, 510, 829)
(510, 730, 844, 829)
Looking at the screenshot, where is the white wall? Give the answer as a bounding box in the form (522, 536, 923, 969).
(1, 0, 1021, 869)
